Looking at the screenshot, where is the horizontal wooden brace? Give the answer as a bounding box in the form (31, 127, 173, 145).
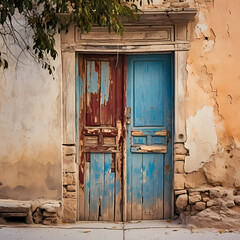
(131, 145, 167, 153)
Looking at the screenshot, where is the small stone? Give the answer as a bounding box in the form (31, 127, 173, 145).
(189, 195, 201, 204)
(186, 205, 190, 211)
(234, 197, 240, 205)
(33, 208, 43, 224)
(43, 211, 57, 217)
(67, 185, 76, 192)
(202, 197, 210, 202)
(184, 211, 191, 216)
(189, 192, 200, 196)
(64, 192, 77, 199)
(207, 200, 217, 207)
(176, 194, 188, 211)
(195, 202, 206, 211)
(170, 2, 190, 8)
(211, 206, 220, 211)
(210, 189, 221, 199)
(40, 202, 61, 213)
(175, 190, 187, 195)
(226, 201, 235, 208)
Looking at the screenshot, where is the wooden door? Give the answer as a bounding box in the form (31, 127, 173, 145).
(77, 55, 123, 221)
(126, 54, 173, 220)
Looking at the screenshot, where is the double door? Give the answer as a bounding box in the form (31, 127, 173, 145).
(77, 54, 173, 221)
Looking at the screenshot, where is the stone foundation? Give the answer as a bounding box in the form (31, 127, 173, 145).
(175, 187, 240, 229)
(0, 199, 61, 225)
(62, 145, 77, 223)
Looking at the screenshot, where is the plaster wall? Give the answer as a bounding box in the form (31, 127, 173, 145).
(184, 0, 240, 189)
(0, 28, 62, 200)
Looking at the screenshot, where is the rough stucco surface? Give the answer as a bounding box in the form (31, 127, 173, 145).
(185, 106, 217, 172)
(185, 0, 240, 180)
(0, 32, 62, 200)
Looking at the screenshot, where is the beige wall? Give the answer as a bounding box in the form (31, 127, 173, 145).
(0, 33, 62, 200)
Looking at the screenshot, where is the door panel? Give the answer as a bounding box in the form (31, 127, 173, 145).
(77, 55, 123, 221)
(127, 54, 173, 220)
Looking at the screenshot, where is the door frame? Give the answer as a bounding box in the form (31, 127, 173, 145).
(61, 10, 197, 223)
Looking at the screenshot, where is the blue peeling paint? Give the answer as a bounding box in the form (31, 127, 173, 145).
(100, 62, 110, 104)
(87, 61, 98, 93)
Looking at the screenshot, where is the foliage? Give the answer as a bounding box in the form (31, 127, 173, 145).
(0, 0, 146, 74)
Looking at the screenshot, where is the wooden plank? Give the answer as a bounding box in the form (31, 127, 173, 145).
(100, 61, 114, 125)
(102, 153, 115, 221)
(89, 153, 104, 220)
(131, 129, 167, 136)
(131, 153, 142, 220)
(84, 161, 90, 220)
(156, 154, 164, 219)
(86, 61, 101, 126)
(103, 136, 116, 146)
(83, 146, 117, 153)
(133, 59, 164, 127)
(78, 54, 86, 221)
(84, 136, 98, 146)
(131, 145, 167, 153)
(142, 154, 154, 220)
(79, 26, 173, 42)
(83, 127, 118, 136)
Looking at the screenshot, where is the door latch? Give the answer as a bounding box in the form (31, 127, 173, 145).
(126, 107, 131, 125)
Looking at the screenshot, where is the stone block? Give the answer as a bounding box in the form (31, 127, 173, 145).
(206, 200, 217, 207)
(63, 192, 77, 199)
(40, 202, 61, 213)
(63, 199, 77, 223)
(63, 146, 76, 156)
(176, 194, 188, 212)
(175, 190, 187, 195)
(189, 194, 201, 204)
(202, 197, 210, 202)
(63, 172, 77, 185)
(67, 185, 77, 192)
(174, 155, 186, 161)
(195, 202, 206, 211)
(174, 174, 186, 190)
(63, 162, 77, 173)
(63, 155, 75, 165)
(189, 192, 200, 196)
(175, 161, 185, 173)
(226, 201, 235, 208)
(234, 197, 240, 205)
(209, 189, 221, 199)
(174, 143, 188, 155)
(43, 211, 57, 217)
